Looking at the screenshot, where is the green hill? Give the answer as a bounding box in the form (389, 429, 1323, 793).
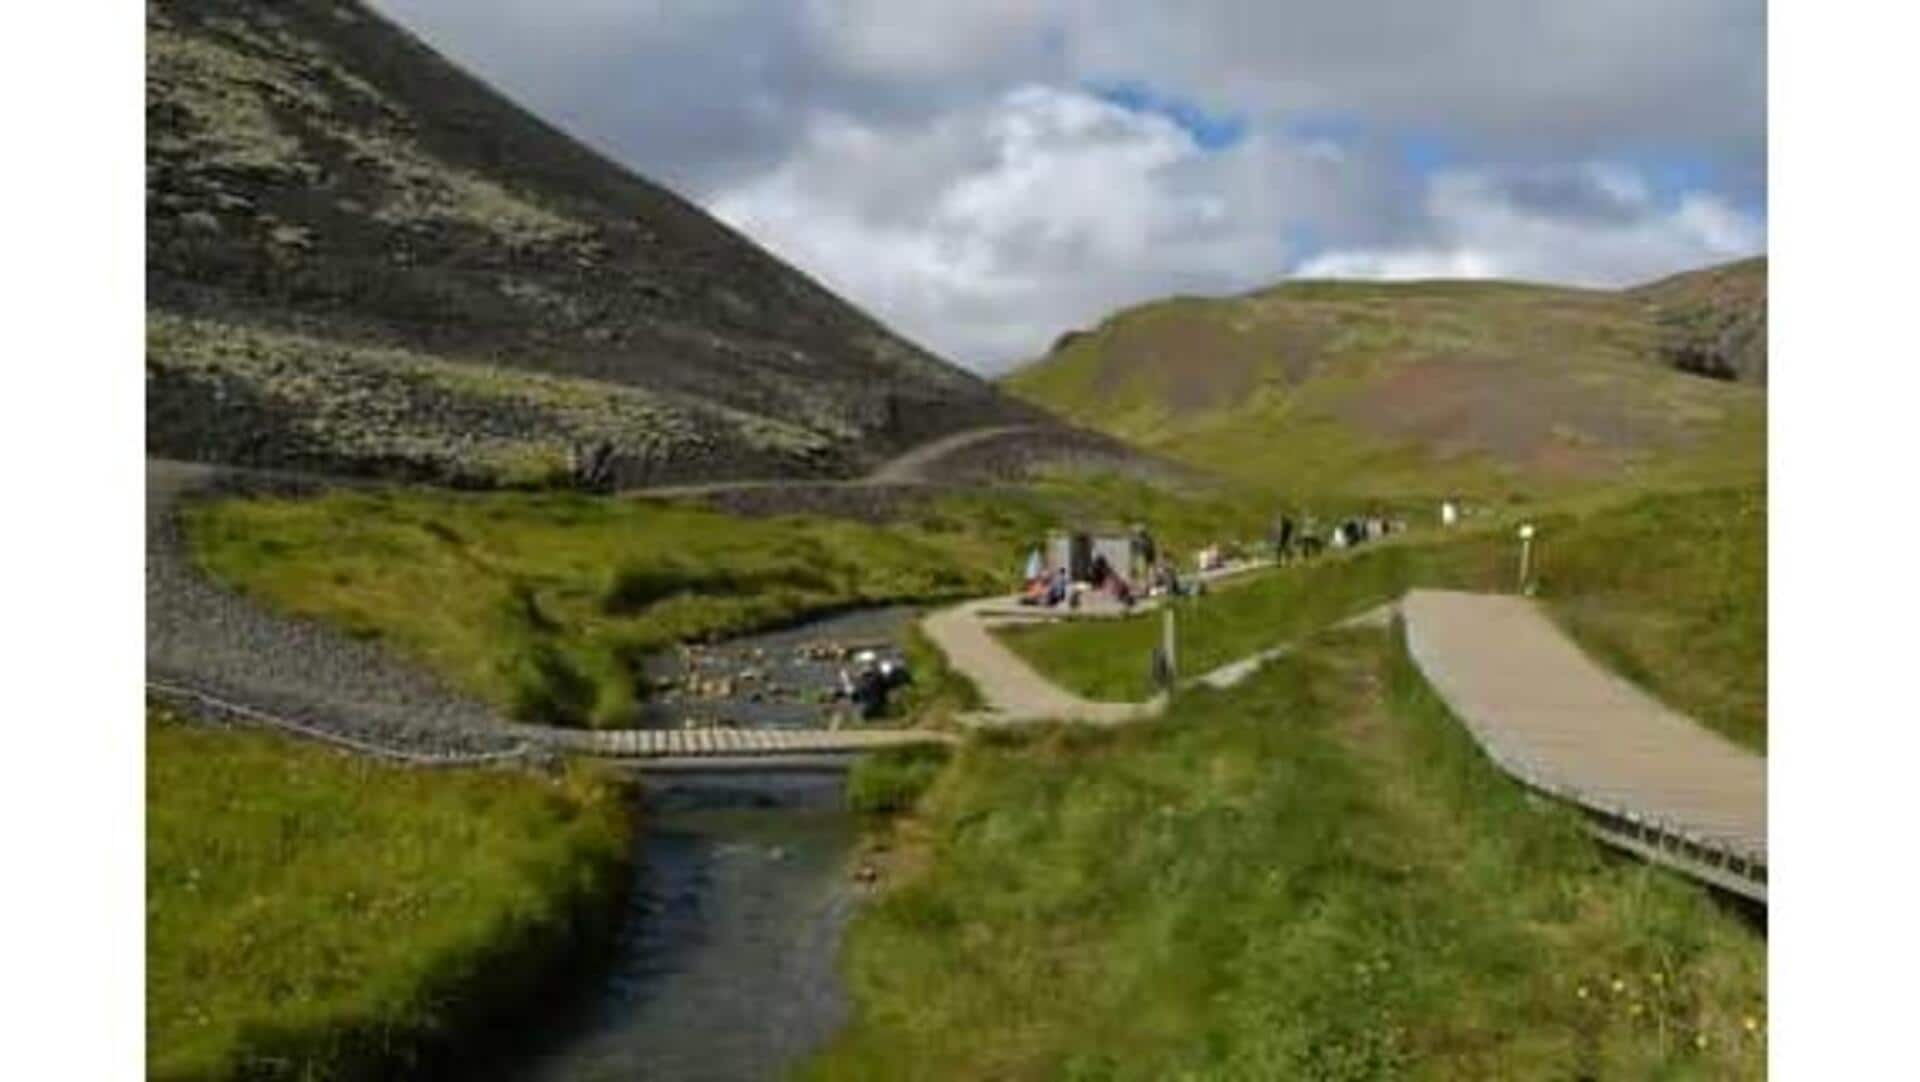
(146, 0, 1048, 488)
(1004, 260, 1766, 504)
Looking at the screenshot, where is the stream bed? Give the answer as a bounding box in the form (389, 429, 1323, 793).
(493, 771, 861, 1082)
(637, 605, 919, 729)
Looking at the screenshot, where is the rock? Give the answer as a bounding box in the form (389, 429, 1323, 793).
(180, 210, 222, 234)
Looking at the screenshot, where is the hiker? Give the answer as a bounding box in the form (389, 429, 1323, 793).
(1133, 523, 1158, 571)
(1090, 552, 1112, 588)
(1271, 514, 1296, 563)
(1441, 499, 1459, 528)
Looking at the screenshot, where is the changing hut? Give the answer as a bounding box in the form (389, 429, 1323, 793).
(1045, 527, 1150, 585)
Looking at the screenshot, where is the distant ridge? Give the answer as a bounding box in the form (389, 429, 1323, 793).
(1004, 258, 1767, 500)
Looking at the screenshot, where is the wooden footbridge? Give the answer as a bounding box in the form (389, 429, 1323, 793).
(517, 722, 952, 767)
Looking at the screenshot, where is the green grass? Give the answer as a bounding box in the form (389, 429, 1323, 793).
(805, 628, 1765, 1080)
(185, 474, 1277, 729)
(146, 702, 632, 1081)
(1000, 485, 1766, 751)
(846, 745, 954, 815)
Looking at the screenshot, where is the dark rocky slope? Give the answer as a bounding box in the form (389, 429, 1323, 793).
(1633, 257, 1768, 385)
(147, 0, 1050, 487)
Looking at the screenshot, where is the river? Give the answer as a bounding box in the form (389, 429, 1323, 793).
(493, 770, 861, 1081)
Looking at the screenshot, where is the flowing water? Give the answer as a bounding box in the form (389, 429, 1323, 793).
(496, 771, 861, 1082)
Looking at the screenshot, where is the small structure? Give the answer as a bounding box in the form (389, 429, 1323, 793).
(1044, 527, 1149, 585)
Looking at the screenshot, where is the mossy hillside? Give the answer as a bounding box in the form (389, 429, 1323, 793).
(807, 631, 1765, 1079)
(147, 313, 838, 486)
(1002, 485, 1766, 751)
(146, 701, 632, 1081)
(147, 0, 1040, 486)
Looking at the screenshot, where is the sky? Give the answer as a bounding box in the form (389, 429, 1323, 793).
(369, 1, 1766, 373)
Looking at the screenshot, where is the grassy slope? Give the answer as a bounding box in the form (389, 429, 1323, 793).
(186, 473, 1276, 728)
(807, 630, 1765, 1079)
(1004, 270, 1765, 504)
(1002, 486, 1766, 751)
(146, 702, 631, 1080)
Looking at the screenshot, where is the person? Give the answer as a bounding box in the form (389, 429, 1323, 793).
(1045, 565, 1069, 607)
(1090, 552, 1112, 588)
(1441, 499, 1459, 528)
(1133, 523, 1158, 572)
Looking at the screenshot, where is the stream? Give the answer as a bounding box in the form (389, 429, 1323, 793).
(493, 770, 862, 1082)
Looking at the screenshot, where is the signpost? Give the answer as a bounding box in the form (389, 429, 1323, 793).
(1517, 522, 1537, 595)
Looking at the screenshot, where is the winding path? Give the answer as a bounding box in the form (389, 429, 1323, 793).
(1401, 590, 1767, 902)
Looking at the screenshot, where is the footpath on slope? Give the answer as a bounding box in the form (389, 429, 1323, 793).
(1401, 589, 1767, 900)
(631, 424, 1046, 500)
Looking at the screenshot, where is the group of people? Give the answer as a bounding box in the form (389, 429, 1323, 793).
(1270, 511, 1407, 563)
(1022, 552, 1140, 610)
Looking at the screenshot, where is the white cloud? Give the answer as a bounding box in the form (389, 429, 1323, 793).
(1297, 164, 1764, 285)
(712, 86, 1362, 369)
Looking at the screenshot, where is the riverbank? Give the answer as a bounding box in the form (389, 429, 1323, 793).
(807, 627, 1765, 1078)
(146, 702, 632, 1081)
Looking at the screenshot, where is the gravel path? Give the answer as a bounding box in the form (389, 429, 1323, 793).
(924, 596, 1167, 726)
(146, 459, 529, 759)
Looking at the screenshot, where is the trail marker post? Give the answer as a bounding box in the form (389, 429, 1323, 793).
(1517, 522, 1536, 595)
(1163, 606, 1178, 684)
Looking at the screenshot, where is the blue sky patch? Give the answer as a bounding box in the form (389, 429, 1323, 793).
(1396, 131, 1458, 177)
(1088, 79, 1248, 150)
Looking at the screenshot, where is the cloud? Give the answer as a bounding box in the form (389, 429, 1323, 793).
(1296, 164, 1764, 285)
(710, 86, 1365, 369)
(365, 1, 1766, 369)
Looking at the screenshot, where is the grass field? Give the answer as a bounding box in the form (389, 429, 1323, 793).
(185, 474, 1275, 729)
(146, 702, 632, 1081)
(806, 628, 1765, 1079)
(1001, 485, 1766, 751)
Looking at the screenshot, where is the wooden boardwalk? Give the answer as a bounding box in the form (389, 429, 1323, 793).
(519, 723, 953, 760)
(1401, 590, 1767, 902)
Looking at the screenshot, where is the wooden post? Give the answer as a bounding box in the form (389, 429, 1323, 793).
(1517, 523, 1536, 595)
(1162, 606, 1178, 682)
